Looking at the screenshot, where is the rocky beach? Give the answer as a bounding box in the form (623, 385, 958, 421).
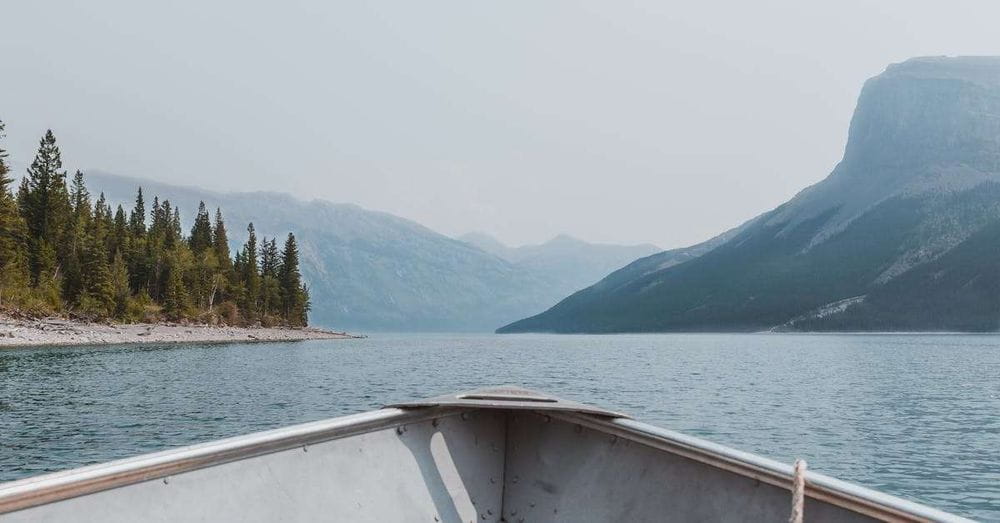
(0, 315, 357, 348)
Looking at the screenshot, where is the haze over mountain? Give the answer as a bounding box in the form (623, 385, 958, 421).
(500, 57, 1000, 333)
(458, 232, 659, 301)
(85, 172, 653, 332)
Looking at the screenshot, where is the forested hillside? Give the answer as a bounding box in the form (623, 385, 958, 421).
(0, 122, 309, 326)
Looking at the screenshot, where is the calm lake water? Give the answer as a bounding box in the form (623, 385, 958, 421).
(1, 333, 998, 520)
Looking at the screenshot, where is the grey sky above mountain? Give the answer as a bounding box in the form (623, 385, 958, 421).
(3, 1, 999, 248)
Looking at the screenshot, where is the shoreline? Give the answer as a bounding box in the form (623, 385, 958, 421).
(0, 316, 361, 349)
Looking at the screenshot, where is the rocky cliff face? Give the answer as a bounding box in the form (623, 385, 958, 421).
(500, 57, 1000, 333)
(768, 57, 1000, 250)
(844, 57, 1000, 171)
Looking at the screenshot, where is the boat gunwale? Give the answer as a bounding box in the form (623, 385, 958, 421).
(0, 399, 975, 522)
(0, 406, 465, 515)
(546, 411, 973, 523)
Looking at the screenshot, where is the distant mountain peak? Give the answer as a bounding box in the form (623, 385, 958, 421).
(884, 56, 1000, 87)
(840, 56, 1000, 173)
(762, 55, 1000, 249)
(458, 231, 658, 250)
(546, 233, 583, 244)
(457, 231, 508, 247)
(500, 56, 1000, 334)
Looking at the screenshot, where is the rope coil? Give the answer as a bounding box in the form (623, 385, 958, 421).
(789, 459, 807, 523)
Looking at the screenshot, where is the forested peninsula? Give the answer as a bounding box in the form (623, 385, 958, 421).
(0, 122, 311, 329)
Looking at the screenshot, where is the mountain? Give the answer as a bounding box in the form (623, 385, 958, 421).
(499, 56, 1000, 333)
(457, 232, 514, 259)
(458, 232, 660, 301)
(84, 172, 653, 332)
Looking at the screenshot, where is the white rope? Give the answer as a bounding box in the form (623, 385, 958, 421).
(789, 459, 807, 523)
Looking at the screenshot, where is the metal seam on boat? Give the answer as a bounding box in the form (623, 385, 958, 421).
(498, 411, 511, 521)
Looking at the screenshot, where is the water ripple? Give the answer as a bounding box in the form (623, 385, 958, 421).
(1, 333, 998, 519)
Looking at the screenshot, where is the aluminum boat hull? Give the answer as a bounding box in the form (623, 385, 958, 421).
(0, 387, 970, 522)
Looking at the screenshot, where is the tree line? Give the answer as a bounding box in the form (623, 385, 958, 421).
(0, 121, 309, 326)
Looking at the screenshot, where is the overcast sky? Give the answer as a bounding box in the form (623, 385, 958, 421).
(3, 1, 999, 248)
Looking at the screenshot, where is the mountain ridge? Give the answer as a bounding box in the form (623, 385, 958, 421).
(85, 172, 657, 332)
(499, 56, 1000, 333)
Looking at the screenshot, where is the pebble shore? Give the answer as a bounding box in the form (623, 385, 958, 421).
(0, 316, 358, 348)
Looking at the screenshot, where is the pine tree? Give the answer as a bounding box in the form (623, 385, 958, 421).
(188, 201, 213, 254)
(159, 199, 177, 248)
(296, 288, 310, 327)
(110, 205, 128, 259)
(0, 119, 29, 307)
(260, 238, 279, 277)
(279, 233, 308, 326)
(129, 188, 146, 238)
(172, 207, 182, 243)
(94, 192, 113, 245)
(0, 119, 8, 182)
(22, 130, 71, 284)
(146, 197, 170, 299)
(240, 223, 260, 320)
(162, 253, 188, 321)
(259, 237, 281, 318)
(79, 231, 114, 318)
(211, 208, 234, 305)
(62, 171, 93, 305)
(33, 239, 61, 310)
(16, 178, 29, 217)
(213, 208, 231, 267)
(150, 196, 163, 237)
(69, 171, 91, 222)
(109, 249, 130, 319)
(61, 238, 83, 304)
(125, 189, 149, 295)
(144, 236, 163, 301)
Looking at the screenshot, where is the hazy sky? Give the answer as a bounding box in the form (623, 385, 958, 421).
(3, 1, 999, 248)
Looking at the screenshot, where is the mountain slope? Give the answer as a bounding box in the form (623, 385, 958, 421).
(85, 172, 654, 331)
(458, 232, 660, 301)
(499, 56, 1000, 333)
(86, 172, 558, 331)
